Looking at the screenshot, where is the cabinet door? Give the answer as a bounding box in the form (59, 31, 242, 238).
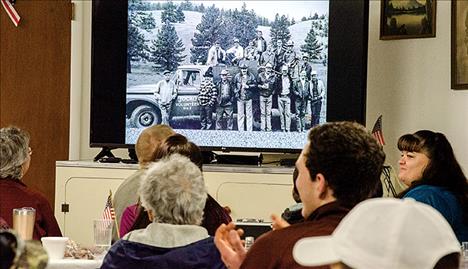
(63, 177, 124, 246)
(55, 165, 136, 247)
(205, 172, 295, 221)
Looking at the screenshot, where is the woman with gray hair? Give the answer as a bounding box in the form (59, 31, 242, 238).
(101, 154, 225, 269)
(0, 126, 61, 240)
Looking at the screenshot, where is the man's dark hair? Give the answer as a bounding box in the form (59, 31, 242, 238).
(305, 121, 385, 208)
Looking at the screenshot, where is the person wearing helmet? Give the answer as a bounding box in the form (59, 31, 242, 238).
(257, 63, 277, 131)
(244, 40, 257, 61)
(226, 38, 244, 66)
(283, 40, 298, 78)
(278, 65, 292, 132)
(309, 70, 325, 127)
(233, 63, 256, 131)
(252, 30, 267, 62)
(274, 39, 286, 72)
(215, 69, 235, 130)
(298, 52, 313, 80)
(293, 70, 310, 132)
(197, 69, 217, 130)
(154, 70, 178, 125)
(260, 44, 276, 69)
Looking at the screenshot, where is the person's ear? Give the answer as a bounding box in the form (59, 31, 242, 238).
(314, 173, 328, 198)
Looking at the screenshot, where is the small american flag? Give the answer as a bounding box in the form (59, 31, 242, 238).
(372, 115, 385, 146)
(1, 0, 20, 27)
(102, 190, 116, 221)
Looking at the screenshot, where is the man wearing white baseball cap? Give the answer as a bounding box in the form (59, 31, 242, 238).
(293, 198, 461, 269)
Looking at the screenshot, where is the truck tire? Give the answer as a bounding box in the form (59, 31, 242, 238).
(130, 105, 160, 128)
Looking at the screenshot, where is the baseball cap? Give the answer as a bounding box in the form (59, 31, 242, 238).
(163, 70, 170, 75)
(221, 69, 229, 75)
(265, 63, 273, 69)
(293, 198, 460, 269)
(311, 70, 318, 75)
(240, 63, 248, 69)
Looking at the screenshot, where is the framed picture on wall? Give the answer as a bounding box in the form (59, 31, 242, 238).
(451, 0, 468, 89)
(380, 0, 436, 40)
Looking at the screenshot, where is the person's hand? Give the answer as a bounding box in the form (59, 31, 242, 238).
(270, 214, 290, 230)
(214, 222, 246, 269)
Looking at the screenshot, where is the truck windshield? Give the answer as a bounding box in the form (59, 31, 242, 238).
(178, 70, 200, 88)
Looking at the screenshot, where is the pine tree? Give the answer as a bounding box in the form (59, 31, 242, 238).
(180, 0, 193, 11)
(150, 20, 186, 72)
(270, 14, 291, 48)
(161, 1, 184, 23)
(223, 3, 258, 48)
(301, 25, 322, 60)
(176, 5, 185, 22)
(129, 0, 151, 11)
(190, 5, 222, 63)
(127, 10, 156, 73)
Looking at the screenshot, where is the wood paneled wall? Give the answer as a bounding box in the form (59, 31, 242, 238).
(0, 0, 72, 207)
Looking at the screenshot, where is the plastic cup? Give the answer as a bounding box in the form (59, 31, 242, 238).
(12, 207, 36, 240)
(41, 237, 68, 260)
(93, 219, 113, 248)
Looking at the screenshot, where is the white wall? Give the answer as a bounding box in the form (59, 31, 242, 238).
(71, 1, 468, 172)
(367, 1, 468, 170)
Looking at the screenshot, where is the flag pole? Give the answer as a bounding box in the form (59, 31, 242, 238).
(109, 189, 120, 239)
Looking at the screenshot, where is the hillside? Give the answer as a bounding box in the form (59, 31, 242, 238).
(137, 10, 328, 65)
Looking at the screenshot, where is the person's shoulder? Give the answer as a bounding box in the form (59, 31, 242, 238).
(406, 185, 443, 195)
(404, 185, 455, 203)
(21, 186, 49, 204)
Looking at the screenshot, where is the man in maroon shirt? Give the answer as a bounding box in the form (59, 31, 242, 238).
(215, 122, 385, 269)
(0, 126, 62, 240)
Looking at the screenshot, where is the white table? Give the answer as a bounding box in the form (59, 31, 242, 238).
(46, 258, 103, 269)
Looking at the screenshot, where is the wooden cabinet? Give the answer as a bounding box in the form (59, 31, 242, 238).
(55, 161, 294, 246)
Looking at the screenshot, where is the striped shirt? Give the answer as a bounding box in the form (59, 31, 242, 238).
(198, 79, 217, 106)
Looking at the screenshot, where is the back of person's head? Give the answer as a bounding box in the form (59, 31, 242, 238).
(135, 124, 175, 166)
(0, 126, 30, 179)
(305, 122, 385, 207)
(293, 198, 461, 269)
(139, 154, 207, 225)
(397, 130, 468, 221)
(0, 230, 17, 269)
(152, 133, 203, 170)
(0, 230, 48, 269)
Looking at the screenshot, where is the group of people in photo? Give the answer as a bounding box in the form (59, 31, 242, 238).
(154, 30, 326, 132)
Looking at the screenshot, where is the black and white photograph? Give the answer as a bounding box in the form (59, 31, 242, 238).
(125, 1, 329, 149)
